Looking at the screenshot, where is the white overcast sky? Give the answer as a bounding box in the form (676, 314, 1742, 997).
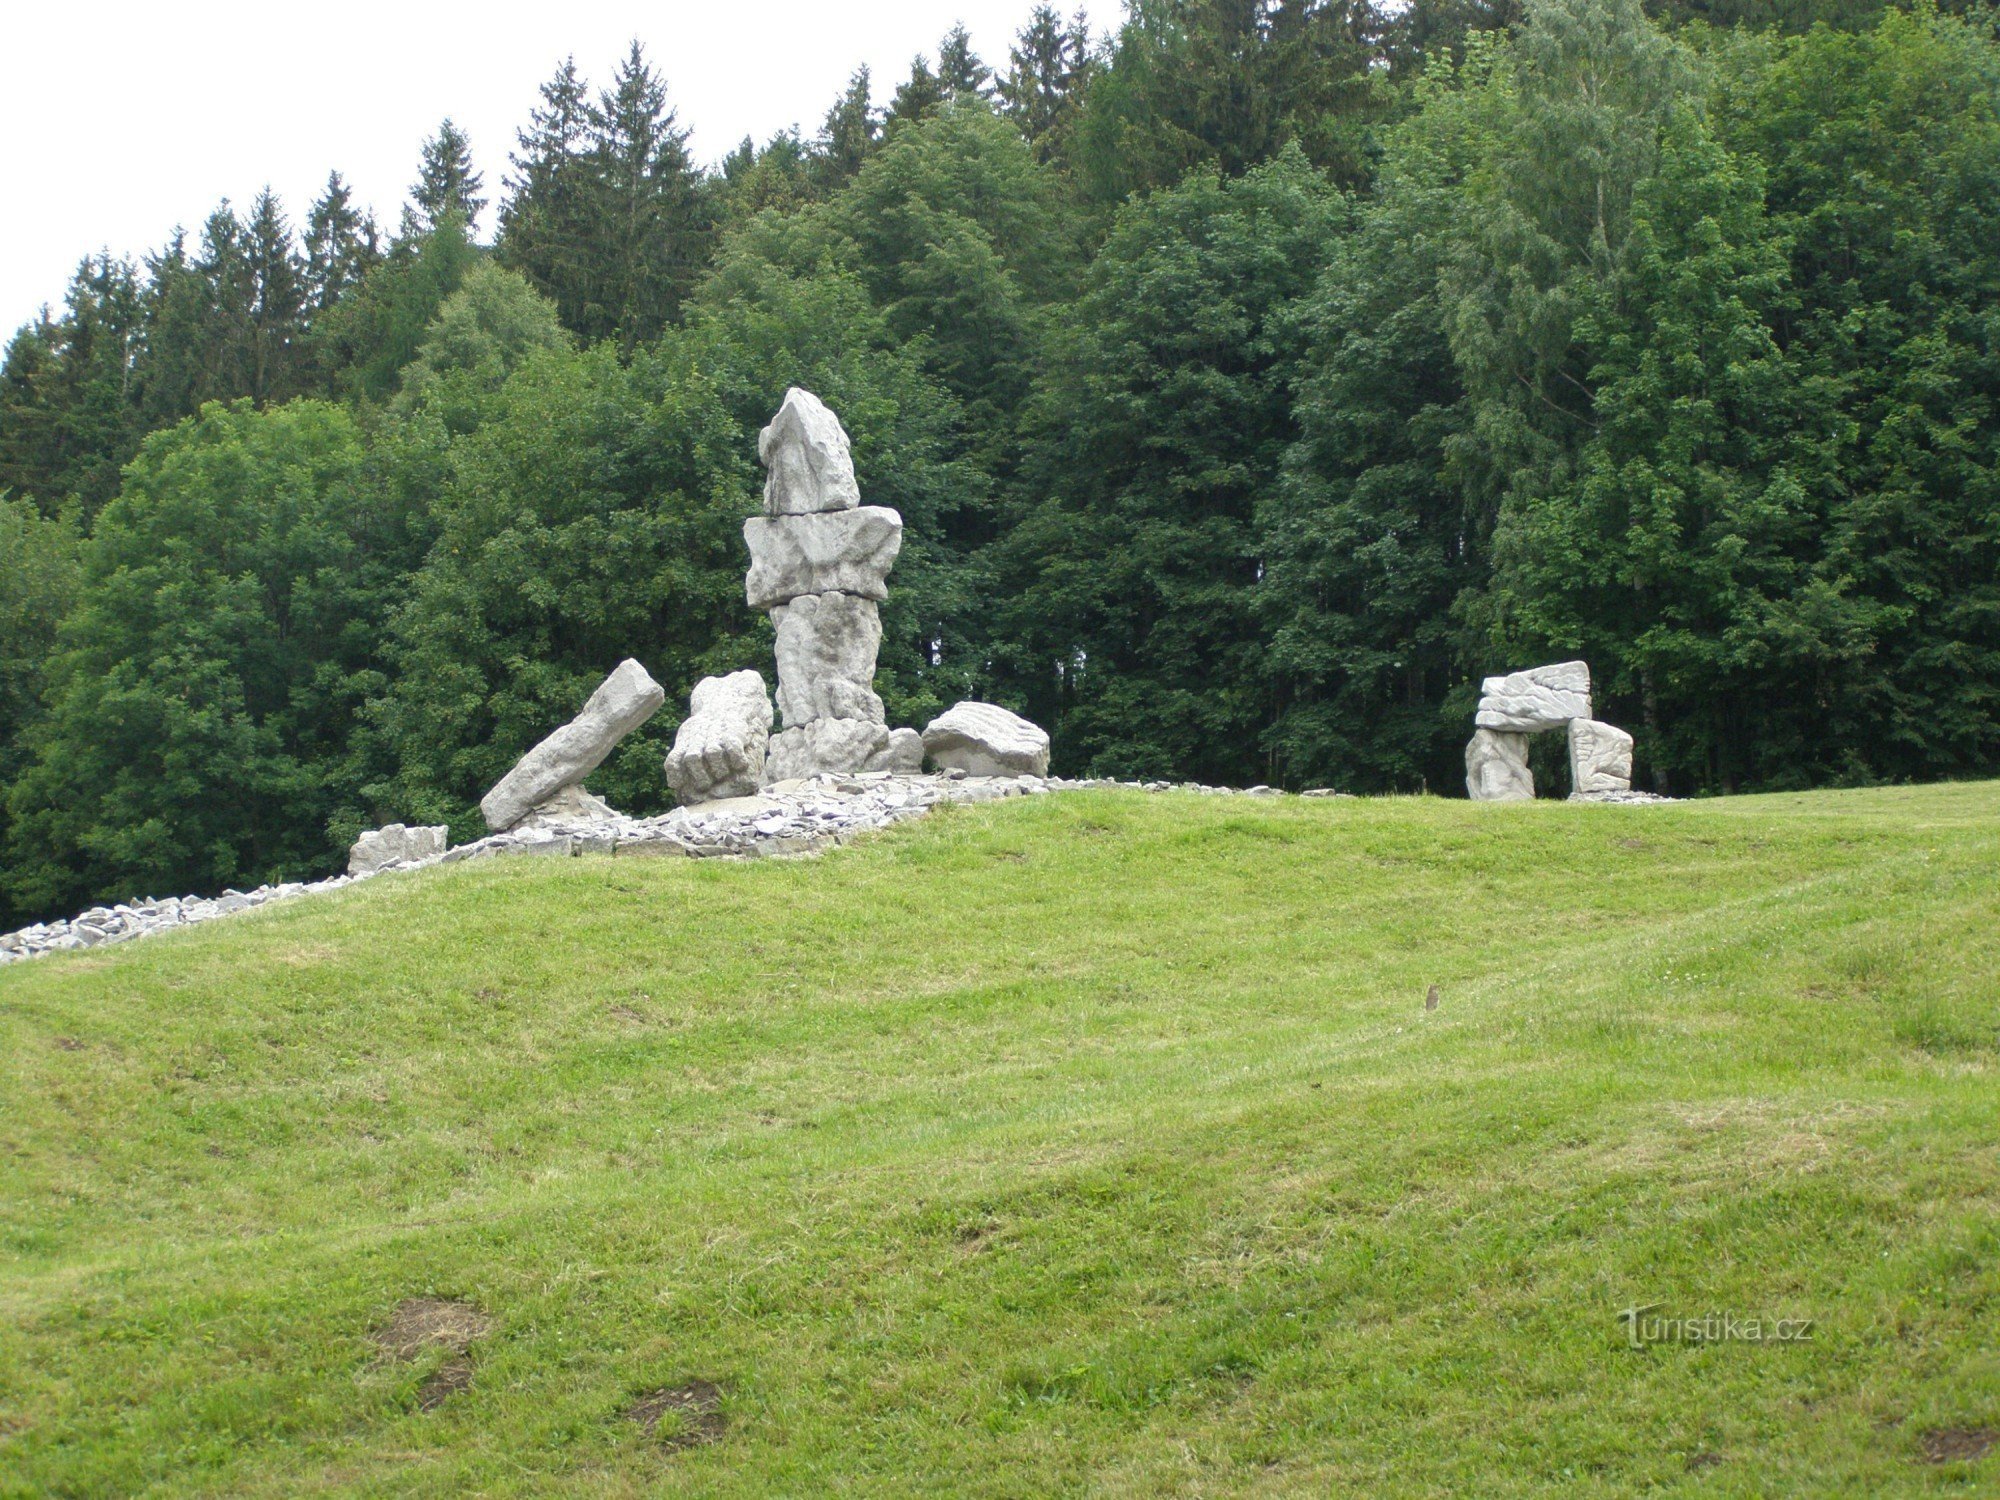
(0, 0, 1098, 337)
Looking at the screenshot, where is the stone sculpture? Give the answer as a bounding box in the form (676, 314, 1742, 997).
(921, 702, 1052, 778)
(1568, 718, 1635, 796)
(664, 670, 774, 805)
(480, 658, 666, 831)
(1464, 661, 1635, 800)
(1464, 729, 1533, 804)
(743, 388, 905, 781)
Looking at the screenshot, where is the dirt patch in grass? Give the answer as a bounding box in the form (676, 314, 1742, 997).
(626, 1380, 726, 1448)
(373, 1297, 492, 1360)
(1684, 1451, 1723, 1472)
(417, 1360, 475, 1411)
(52, 1037, 85, 1052)
(372, 1298, 492, 1412)
(1918, 1427, 1996, 1464)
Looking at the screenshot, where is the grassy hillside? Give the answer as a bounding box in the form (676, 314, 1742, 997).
(2, 784, 1996, 1497)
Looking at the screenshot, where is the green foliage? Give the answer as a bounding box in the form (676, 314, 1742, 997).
(2, 403, 413, 917)
(992, 148, 1344, 782)
(407, 118, 486, 237)
(318, 221, 480, 405)
(370, 345, 753, 835)
(390, 262, 573, 436)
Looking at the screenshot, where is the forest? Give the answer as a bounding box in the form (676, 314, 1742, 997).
(0, 0, 1995, 924)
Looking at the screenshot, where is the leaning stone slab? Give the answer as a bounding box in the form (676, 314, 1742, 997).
(664, 670, 773, 805)
(759, 387, 861, 516)
(744, 507, 903, 610)
(480, 659, 667, 832)
(1475, 660, 1592, 732)
(348, 822, 448, 877)
(764, 717, 892, 782)
(921, 702, 1051, 778)
(1465, 728, 1534, 802)
(771, 591, 886, 727)
(1568, 717, 1635, 796)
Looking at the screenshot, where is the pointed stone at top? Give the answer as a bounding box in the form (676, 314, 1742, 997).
(758, 387, 861, 516)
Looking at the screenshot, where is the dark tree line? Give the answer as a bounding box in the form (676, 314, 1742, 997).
(1, 0, 1996, 925)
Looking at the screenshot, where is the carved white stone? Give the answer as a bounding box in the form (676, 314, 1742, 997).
(664, 670, 774, 805)
(921, 702, 1051, 778)
(1475, 660, 1592, 732)
(1568, 717, 1635, 796)
(759, 387, 861, 516)
(771, 592, 886, 728)
(764, 717, 891, 782)
(1465, 728, 1534, 802)
(480, 659, 666, 832)
(347, 823, 447, 876)
(744, 507, 903, 610)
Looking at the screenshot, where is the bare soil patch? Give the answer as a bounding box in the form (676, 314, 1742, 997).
(1919, 1427, 1996, 1464)
(626, 1380, 726, 1448)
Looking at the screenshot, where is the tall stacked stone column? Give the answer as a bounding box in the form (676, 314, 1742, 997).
(747, 389, 923, 782)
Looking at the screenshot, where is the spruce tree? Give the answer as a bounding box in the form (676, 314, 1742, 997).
(815, 67, 880, 188)
(302, 172, 381, 320)
(496, 58, 602, 336)
(408, 118, 486, 237)
(938, 23, 993, 98)
(886, 56, 947, 132)
(243, 188, 305, 405)
(588, 42, 705, 348)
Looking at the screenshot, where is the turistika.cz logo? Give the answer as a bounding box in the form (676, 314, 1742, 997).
(1616, 1303, 1816, 1349)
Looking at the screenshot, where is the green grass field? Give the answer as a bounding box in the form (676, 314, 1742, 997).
(2, 783, 1997, 1496)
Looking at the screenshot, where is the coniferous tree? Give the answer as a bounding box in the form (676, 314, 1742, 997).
(243, 188, 306, 405)
(302, 173, 381, 322)
(998, 6, 1095, 167)
(938, 23, 993, 99)
(407, 118, 486, 237)
(588, 42, 707, 348)
(496, 58, 602, 335)
(886, 56, 947, 132)
(816, 67, 880, 189)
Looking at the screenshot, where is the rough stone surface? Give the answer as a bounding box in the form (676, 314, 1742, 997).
(480, 659, 666, 831)
(1568, 717, 1635, 796)
(771, 592, 886, 728)
(758, 387, 861, 516)
(515, 784, 615, 829)
(743, 507, 903, 610)
(1475, 660, 1592, 732)
(664, 670, 774, 805)
(921, 701, 1051, 778)
(765, 717, 891, 783)
(347, 823, 448, 877)
(864, 726, 924, 774)
(1465, 728, 1534, 802)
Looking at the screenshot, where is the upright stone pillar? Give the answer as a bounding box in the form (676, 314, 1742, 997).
(745, 389, 919, 780)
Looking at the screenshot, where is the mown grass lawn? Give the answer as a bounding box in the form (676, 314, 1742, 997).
(2, 782, 1996, 1496)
